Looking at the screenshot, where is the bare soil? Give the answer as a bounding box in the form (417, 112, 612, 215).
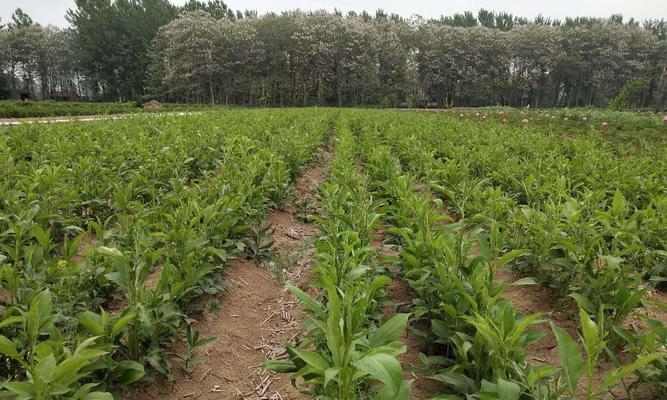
(0, 289, 11, 314)
(0, 111, 197, 126)
(0, 114, 140, 125)
(136, 151, 329, 400)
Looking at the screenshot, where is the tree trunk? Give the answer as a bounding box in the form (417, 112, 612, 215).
(209, 79, 215, 105)
(655, 64, 666, 112)
(336, 63, 343, 107)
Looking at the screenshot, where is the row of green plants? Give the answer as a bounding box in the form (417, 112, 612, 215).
(353, 109, 665, 306)
(0, 109, 333, 398)
(265, 118, 413, 399)
(354, 117, 666, 399)
(0, 100, 140, 118)
(451, 108, 666, 151)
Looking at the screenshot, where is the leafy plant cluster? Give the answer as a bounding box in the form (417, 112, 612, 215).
(265, 119, 412, 399)
(460, 107, 667, 150)
(365, 110, 665, 307)
(0, 109, 333, 397)
(353, 112, 666, 399)
(359, 125, 546, 398)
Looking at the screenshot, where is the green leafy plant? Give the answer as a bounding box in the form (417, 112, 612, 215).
(266, 120, 411, 399)
(613, 316, 667, 397)
(550, 308, 666, 400)
(176, 325, 216, 376)
(244, 223, 275, 261)
(0, 108, 334, 393)
(0, 291, 112, 399)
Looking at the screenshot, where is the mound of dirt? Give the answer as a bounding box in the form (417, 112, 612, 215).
(144, 100, 162, 109)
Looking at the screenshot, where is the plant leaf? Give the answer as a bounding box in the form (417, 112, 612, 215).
(353, 353, 404, 395)
(601, 353, 667, 389)
(369, 313, 409, 347)
(551, 323, 583, 394)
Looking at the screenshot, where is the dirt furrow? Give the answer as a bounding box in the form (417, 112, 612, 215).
(0, 111, 198, 126)
(138, 149, 330, 400)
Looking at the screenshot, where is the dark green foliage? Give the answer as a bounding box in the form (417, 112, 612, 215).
(65, 0, 179, 101)
(1, 5, 665, 108)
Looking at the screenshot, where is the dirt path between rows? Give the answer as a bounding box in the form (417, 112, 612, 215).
(138, 148, 330, 400)
(0, 111, 199, 126)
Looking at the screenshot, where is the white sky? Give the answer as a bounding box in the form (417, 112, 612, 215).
(1, 0, 665, 27)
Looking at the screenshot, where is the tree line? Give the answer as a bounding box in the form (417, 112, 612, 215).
(1, 1, 665, 109)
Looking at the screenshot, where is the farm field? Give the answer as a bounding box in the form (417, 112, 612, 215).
(0, 108, 665, 400)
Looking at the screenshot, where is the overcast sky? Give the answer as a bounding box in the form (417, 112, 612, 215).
(1, 0, 665, 27)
